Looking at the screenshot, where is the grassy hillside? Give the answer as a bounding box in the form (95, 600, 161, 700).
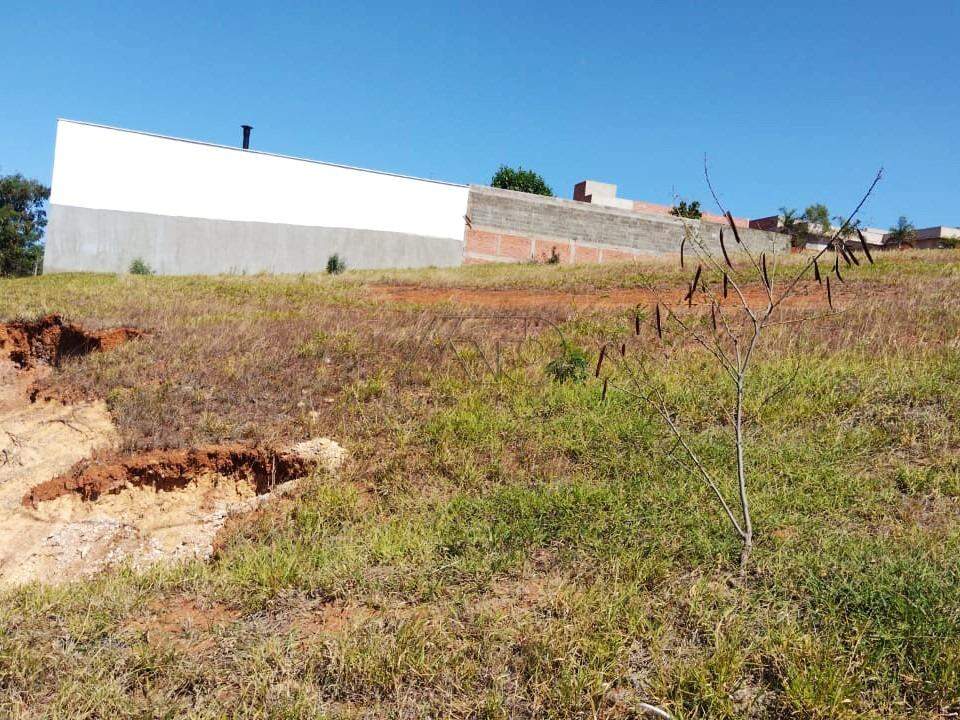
(1, 253, 959, 718)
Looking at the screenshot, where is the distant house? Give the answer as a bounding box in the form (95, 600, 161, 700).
(911, 226, 960, 249)
(569, 181, 960, 254)
(749, 214, 960, 251)
(573, 180, 751, 227)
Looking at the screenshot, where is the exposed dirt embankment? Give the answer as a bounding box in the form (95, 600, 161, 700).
(0, 313, 347, 586)
(4, 437, 345, 586)
(23, 443, 318, 507)
(0, 313, 145, 369)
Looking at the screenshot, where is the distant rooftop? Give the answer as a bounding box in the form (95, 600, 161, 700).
(573, 179, 750, 227)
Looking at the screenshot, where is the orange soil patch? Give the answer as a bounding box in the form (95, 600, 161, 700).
(370, 281, 851, 312)
(22, 441, 341, 507)
(0, 313, 145, 369)
(289, 599, 376, 636)
(125, 595, 240, 650)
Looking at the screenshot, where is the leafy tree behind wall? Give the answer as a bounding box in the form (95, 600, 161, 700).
(803, 203, 832, 234)
(0, 173, 49, 276)
(833, 215, 861, 238)
(670, 199, 702, 219)
(777, 207, 809, 248)
(887, 216, 917, 248)
(491, 165, 553, 196)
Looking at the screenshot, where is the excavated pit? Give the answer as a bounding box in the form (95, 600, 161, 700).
(0, 313, 145, 370)
(22, 443, 321, 507)
(0, 313, 347, 585)
(3, 430, 345, 585)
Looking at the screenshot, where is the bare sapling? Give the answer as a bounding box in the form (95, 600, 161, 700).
(597, 166, 883, 570)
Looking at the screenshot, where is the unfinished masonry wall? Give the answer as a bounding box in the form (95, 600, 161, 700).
(465, 185, 788, 264)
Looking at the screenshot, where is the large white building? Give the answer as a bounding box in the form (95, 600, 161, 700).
(45, 120, 470, 274)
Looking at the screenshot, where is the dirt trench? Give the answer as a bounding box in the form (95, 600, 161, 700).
(23, 442, 330, 507)
(0, 313, 144, 370)
(0, 314, 346, 586)
(4, 438, 345, 586)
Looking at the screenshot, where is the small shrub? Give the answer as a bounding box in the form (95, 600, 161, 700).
(545, 346, 589, 383)
(670, 199, 702, 219)
(490, 165, 553, 196)
(326, 254, 347, 275)
(129, 258, 154, 275)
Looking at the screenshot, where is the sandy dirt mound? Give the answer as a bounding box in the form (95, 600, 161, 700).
(1, 431, 346, 586)
(0, 382, 120, 585)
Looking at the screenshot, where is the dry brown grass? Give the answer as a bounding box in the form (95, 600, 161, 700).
(1, 254, 959, 718)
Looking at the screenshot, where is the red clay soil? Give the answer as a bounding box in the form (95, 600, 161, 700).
(370, 282, 841, 311)
(22, 444, 314, 507)
(0, 314, 145, 369)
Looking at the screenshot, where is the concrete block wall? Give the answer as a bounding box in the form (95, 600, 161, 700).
(465, 185, 788, 264)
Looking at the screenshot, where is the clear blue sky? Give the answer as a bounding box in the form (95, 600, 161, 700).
(2, 1, 957, 229)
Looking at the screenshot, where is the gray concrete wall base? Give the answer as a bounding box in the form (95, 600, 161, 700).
(44, 205, 465, 274)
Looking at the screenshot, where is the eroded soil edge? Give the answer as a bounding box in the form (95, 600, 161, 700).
(0, 314, 345, 586)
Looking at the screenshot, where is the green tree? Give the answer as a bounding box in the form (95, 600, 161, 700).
(490, 165, 553, 196)
(778, 207, 808, 248)
(887, 216, 916, 248)
(833, 215, 861, 238)
(803, 203, 832, 234)
(670, 200, 702, 219)
(0, 173, 49, 276)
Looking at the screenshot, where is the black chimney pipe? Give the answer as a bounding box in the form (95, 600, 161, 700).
(241, 124, 253, 150)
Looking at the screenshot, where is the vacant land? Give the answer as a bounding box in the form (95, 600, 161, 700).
(1, 252, 958, 718)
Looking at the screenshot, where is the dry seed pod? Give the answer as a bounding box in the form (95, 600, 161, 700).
(826, 276, 833, 308)
(857, 229, 874, 264)
(723, 272, 729, 297)
(814, 258, 822, 283)
(595, 345, 606, 377)
(680, 233, 686, 268)
(838, 243, 852, 267)
(684, 265, 702, 303)
(601, 377, 609, 402)
(761, 253, 771, 289)
(834, 255, 844, 282)
(720, 229, 734, 269)
(620, 342, 626, 357)
(635, 312, 641, 336)
(726, 212, 743, 244)
(654, 304, 662, 339)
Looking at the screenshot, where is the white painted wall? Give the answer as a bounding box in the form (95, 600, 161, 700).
(50, 120, 469, 240)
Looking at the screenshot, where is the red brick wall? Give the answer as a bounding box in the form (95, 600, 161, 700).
(464, 227, 654, 265)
